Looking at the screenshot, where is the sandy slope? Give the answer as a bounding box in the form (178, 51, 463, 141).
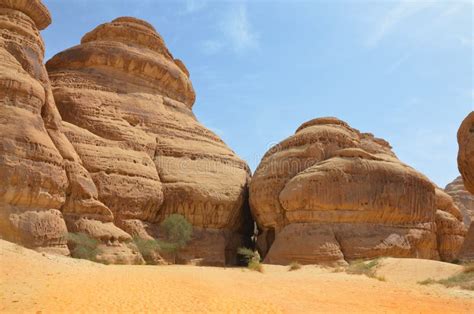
(0, 240, 473, 313)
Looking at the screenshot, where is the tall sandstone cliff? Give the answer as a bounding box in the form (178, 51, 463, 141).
(0, 0, 70, 255)
(250, 117, 466, 265)
(45, 17, 252, 265)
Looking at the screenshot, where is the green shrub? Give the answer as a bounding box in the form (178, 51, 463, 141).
(160, 214, 193, 250)
(133, 237, 160, 263)
(248, 260, 264, 273)
(67, 232, 100, 262)
(237, 247, 263, 273)
(288, 261, 302, 271)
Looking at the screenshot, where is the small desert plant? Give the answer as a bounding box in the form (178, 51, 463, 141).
(418, 278, 437, 285)
(160, 214, 193, 250)
(238, 247, 263, 273)
(417, 264, 474, 291)
(288, 261, 302, 271)
(133, 237, 160, 263)
(346, 259, 384, 281)
(437, 271, 474, 291)
(248, 260, 264, 273)
(67, 232, 100, 262)
(158, 214, 193, 263)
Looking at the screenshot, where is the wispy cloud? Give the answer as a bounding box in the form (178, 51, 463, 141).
(199, 3, 259, 55)
(459, 35, 474, 48)
(386, 52, 412, 74)
(222, 4, 259, 53)
(200, 39, 224, 55)
(181, 0, 208, 15)
(367, 0, 434, 48)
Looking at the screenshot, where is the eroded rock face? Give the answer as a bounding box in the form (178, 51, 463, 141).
(0, 1, 141, 263)
(458, 223, 474, 262)
(458, 112, 474, 194)
(46, 17, 252, 265)
(250, 117, 465, 265)
(446, 176, 474, 226)
(0, 0, 69, 254)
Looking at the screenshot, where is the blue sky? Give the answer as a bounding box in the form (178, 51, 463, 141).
(42, 0, 473, 187)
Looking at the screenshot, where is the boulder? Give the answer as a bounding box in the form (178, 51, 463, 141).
(46, 17, 252, 265)
(250, 117, 466, 265)
(458, 112, 474, 194)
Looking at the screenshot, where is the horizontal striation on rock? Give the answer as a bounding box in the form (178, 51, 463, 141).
(0, 0, 142, 263)
(46, 16, 252, 265)
(250, 117, 466, 265)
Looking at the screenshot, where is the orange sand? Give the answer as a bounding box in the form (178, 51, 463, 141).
(1, 240, 473, 313)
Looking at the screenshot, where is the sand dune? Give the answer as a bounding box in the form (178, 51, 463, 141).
(0, 240, 472, 313)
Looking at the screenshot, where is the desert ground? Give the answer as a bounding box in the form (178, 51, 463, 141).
(0, 240, 472, 313)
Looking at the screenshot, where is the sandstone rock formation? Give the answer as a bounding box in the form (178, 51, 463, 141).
(0, 0, 70, 255)
(46, 17, 252, 265)
(458, 223, 474, 262)
(458, 112, 474, 194)
(250, 117, 466, 265)
(0, 0, 145, 264)
(446, 176, 474, 226)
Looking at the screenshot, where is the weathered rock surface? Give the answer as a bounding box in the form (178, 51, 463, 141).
(0, 0, 70, 254)
(458, 222, 474, 262)
(0, 0, 141, 263)
(458, 112, 474, 194)
(250, 117, 466, 265)
(46, 17, 252, 265)
(446, 176, 474, 226)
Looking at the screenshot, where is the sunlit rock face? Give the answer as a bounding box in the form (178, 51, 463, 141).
(250, 117, 466, 265)
(458, 112, 474, 194)
(0, 1, 143, 263)
(46, 17, 252, 265)
(0, 0, 69, 254)
(446, 176, 474, 227)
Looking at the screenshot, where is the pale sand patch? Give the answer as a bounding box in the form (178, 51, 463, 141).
(1, 240, 473, 313)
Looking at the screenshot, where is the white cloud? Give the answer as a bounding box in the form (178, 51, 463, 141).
(367, 0, 434, 48)
(200, 3, 259, 55)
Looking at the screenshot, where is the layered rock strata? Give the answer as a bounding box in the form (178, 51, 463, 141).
(0, 0, 144, 263)
(250, 117, 466, 265)
(46, 17, 252, 265)
(0, 0, 69, 254)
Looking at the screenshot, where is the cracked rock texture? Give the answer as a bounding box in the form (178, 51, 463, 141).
(250, 117, 466, 265)
(46, 17, 252, 265)
(458, 112, 474, 194)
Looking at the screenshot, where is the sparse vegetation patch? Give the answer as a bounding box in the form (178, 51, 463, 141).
(67, 232, 101, 262)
